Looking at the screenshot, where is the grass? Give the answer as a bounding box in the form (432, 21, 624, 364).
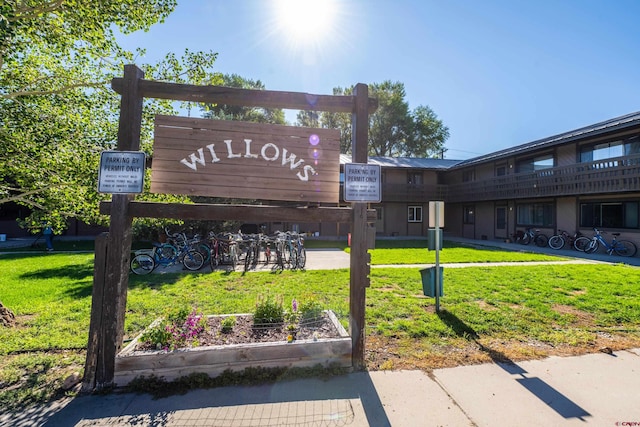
(1, 241, 639, 410)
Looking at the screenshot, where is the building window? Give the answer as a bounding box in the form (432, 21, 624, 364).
(516, 203, 554, 227)
(463, 206, 475, 224)
(408, 206, 423, 223)
(516, 154, 554, 173)
(407, 172, 423, 185)
(580, 202, 639, 229)
(580, 136, 640, 163)
(495, 165, 507, 176)
(462, 170, 475, 182)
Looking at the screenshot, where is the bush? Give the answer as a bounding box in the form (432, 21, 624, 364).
(253, 295, 284, 326)
(221, 316, 236, 333)
(140, 307, 206, 351)
(299, 299, 324, 322)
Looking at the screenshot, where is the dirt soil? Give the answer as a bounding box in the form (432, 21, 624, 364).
(131, 313, 640, 373)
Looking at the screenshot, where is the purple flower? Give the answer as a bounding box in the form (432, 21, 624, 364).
(292, 298, 298, 313)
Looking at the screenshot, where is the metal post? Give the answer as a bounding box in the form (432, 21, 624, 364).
(435, 202, 441, 312)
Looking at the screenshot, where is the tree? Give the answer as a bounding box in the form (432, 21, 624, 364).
(296, 110, 320, 128)
(308, 81, 449, 158)
(202, 74, 285, 124)
(0, 1, 221, 232)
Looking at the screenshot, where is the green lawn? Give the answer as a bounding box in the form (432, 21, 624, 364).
(1, 244, 639, 409)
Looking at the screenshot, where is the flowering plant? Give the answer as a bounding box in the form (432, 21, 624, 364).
(140, 307, 207, 351)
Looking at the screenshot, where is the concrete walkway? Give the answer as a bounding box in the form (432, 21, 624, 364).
(3, 348, 639, 426)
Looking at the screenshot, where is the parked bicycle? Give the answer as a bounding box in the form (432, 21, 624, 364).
(580, 228, 637, 257)
(517, 228, 548, 247)
(208, 232, 239, 271)
(548, 230, 584, 251)
(271, 231, 306, 272)
(130, 232, 205, 275)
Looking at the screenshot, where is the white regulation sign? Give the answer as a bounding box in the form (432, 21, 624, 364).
(98, 151, 146, 194)
(344, 163, 381, 203)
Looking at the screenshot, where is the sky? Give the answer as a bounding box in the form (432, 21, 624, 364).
(115, 0, 640, 160)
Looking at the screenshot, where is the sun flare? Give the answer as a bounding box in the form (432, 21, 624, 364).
(274, 0, 338, 43)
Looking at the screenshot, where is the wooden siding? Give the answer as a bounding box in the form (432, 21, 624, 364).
(446, 153, 640, 202)
(151, 115, 341, 203)
(381, 183, 448, 202)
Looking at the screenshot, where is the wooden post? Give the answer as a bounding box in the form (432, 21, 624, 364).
(349, 83, 370, 370)
(81, 232, 109, 392)
(93, 64, 144, 390)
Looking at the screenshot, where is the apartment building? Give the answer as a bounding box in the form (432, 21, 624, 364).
(328, 111, 640, 246)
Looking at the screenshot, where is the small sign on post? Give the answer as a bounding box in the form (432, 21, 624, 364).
(98, 151, 146, 194)
(343, 163, 381, 203)
(429, 201, 444, 312)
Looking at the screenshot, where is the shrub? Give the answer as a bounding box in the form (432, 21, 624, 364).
(253, 295, 284, 326)
(299, 299, 324, 322)
(221, 316, 236, 333)
(140, 307, 206, 351)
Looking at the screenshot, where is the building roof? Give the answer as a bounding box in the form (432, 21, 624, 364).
(338, 111, 640, 172)
(340, 154, 463, 170)
(452, 110, 640, 169)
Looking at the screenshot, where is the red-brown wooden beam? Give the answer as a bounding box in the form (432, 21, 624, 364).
(100, 201, 376, 223)
(112, 78, 378, 114)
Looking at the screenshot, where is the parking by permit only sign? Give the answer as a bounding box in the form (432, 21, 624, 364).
(98, 151, 146, 194)
(344, 163, 381, 203)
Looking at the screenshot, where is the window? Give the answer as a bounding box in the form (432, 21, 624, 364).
(407, 172, 423, 185)
(516, 203, 554, 227)
(462, 170, 475, 182)
(580, 136, 640, 163)
(495, 165, 507, 176)
(580, 202, 639, 229)
(463, 206, 475, 224)
(408, 206, 423, 223)
(517, 154, 554, 173)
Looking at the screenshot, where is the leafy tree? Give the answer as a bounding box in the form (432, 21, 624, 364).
(202, 74, 285, 124)
(308, 81, 449, 157)
(296, 110, 320, 128)
(0, 1, 221, 233)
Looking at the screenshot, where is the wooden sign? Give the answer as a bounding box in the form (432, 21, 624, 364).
(151, 115, 341, 203)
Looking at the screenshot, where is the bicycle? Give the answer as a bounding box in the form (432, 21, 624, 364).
(582, 228, 637, 257)
(240, 233, 260, 274)
(209, 232, 239, 271)
(548, 230, 584, 250)
(130, 236, 205, 275)
(517, 228, 548, 247)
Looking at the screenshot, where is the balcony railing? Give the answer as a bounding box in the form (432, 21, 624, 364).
(446, 153, 640, 203)
(381, 183, 448, 202)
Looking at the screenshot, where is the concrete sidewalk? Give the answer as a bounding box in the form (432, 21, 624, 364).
(3, 348, 639, 426)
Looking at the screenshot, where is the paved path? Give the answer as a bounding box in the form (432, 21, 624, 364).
(3, 348, 639, 426)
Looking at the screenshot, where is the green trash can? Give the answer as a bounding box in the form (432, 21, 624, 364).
(420, 266, 443, 297)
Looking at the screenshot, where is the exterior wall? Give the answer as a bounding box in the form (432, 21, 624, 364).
(385, 168, 407, 184)
(445, 204, 463, 236)
(383, 203, 407, 236)
(476, 163, 493, 180)
(474, 202, 494, 240)
(556, 197, 577, 233)
(556, 143, 576, 167)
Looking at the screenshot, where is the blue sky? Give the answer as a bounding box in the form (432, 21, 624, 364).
(116, 0, 640, 160)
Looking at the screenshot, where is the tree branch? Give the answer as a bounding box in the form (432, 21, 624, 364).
(11, 0, 65, 21)
(2, 81, 108, 99)
(0, 187, 48, 205)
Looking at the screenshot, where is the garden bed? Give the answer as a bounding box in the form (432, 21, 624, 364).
(114, 310, 351, 386)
